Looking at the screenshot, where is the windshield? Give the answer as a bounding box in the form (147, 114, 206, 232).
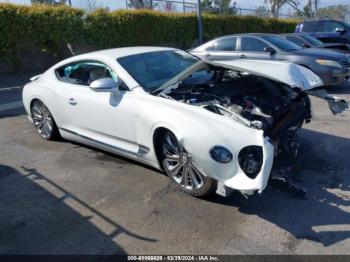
(117, 50, 199, 92)
(341, 21, 350, 29)
(261, 35, 302, 51)
(300, 34, 323, 47)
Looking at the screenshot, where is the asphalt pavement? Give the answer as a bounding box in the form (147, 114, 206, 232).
(0, 74, 349, 255)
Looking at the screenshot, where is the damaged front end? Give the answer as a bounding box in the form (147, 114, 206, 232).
(157, 59, 349, 196)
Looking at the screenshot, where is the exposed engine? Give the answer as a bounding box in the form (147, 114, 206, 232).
(166, 67, 312, 159)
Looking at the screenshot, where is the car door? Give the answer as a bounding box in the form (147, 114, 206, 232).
(54, 60, 139, 154)
(239, 36, 273, 60)
(203, 37, 240, 60)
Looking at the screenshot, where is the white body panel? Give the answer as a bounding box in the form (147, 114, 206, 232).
(22, 47, 335, 195)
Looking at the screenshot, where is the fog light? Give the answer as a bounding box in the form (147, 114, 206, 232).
(210, 146, 233, 163)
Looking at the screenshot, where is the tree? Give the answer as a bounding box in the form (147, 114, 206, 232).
(256, 5, 270, 18)
(264, 0, 300, 18)
(79, 0, 106, 13)
(315, 5, 350, 20)
(128, 0, 154, 9)
(202, 0, 236, 15)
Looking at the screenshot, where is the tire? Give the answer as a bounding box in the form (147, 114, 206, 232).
(30, 100, 60, 140)
(159, 130, 216, 197)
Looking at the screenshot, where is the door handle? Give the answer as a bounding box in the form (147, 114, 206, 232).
(68, 98, 77, 105)
(204, 53, 211, 57)
(240, 54, 247, 58)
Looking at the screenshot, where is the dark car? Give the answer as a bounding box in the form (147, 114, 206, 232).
(281, 33, 350, 56)
(295, 19, 350, 44)
(190, 33, 350, 86)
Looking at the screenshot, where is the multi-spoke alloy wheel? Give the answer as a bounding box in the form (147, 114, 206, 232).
(161, 131, 215, 197)
(31, 100, 59, 140)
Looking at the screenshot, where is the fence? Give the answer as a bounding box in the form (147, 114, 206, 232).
(125, 0, 294, 18)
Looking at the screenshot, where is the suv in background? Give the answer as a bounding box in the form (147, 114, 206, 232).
(295, 20, 350, 44)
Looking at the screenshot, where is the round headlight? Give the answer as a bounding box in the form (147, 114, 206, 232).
(210, 146, 233, 163)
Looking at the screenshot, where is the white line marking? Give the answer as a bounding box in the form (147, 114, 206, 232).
(0, 101, 23, 112)
(0, 86, 23, 92)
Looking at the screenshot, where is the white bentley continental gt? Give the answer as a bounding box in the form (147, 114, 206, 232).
(22, 47, 349, 197)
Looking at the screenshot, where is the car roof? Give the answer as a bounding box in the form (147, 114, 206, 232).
(52, 46, 178, 70)
(281, 33, 304, 36)
(75, 46, 177, 60)
(281, 33, 312, 38)
(219, 33, 276, 37)
(297, 19, 341, 24)
(205, 33, 278, 42)
(192, 33, 281, 51)
(47, 46, 180, 89)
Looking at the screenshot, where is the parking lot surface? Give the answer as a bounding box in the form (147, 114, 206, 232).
(0, 75, 350, 255)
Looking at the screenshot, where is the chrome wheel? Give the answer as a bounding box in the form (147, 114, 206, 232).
(31, 100, 54, 139)
(162, 132, 206, 191)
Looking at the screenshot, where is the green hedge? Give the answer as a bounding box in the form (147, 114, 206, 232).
(85, 9, 297, 48)
(0, 3, 297, 69)
(0, 3, 84, 68)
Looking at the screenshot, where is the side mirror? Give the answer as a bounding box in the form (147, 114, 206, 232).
(301, 42, 310, 48)
(264, 46, 276, 54)
(90, 77, 119, 93)
(335, 27, 346, 33)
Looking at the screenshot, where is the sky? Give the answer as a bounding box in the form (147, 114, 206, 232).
(2, 0, 350, 12)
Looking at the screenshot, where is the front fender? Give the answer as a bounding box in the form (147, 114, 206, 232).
(134, 94, 274, 193)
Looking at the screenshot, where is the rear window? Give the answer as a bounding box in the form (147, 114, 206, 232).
(285, 36, 305, 47)
(260, 35, 301, 51)
(299, 34, 323, 47)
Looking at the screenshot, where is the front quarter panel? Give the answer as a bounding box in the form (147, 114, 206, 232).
(133, 91, 274, 193)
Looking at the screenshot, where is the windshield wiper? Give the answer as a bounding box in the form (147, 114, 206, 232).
(150, 88, 163, 95)
(151, 81, 182, 96)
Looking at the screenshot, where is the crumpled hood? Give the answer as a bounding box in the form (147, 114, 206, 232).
(209, 59, 323, 90)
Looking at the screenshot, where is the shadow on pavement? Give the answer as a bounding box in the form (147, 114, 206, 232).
(0, 108, 26, 119)
(0, 165, 157, 254)
(325, 82, 350, 95)
(209, 128, 350, 247)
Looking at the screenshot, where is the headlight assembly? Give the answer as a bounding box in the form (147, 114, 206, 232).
(238, 146, 263, 179)
(315, 59, 342, 69)
(210, 146, 233, 163)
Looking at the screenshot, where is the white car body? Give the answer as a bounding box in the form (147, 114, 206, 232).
(22, 47, 348, 196)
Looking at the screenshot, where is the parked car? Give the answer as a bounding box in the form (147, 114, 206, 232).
(281, 33, 350, 57)
(190, 33, 350, 86)
(295, 19, 350, 44)
(22, 47, 348, 198)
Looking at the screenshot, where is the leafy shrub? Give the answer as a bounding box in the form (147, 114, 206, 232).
(85, 10, 297, 48)
(0, 4, 297, 70)
(0, 3, 84, 68)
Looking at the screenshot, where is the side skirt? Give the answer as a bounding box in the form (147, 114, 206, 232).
(59, 128, 161, 170)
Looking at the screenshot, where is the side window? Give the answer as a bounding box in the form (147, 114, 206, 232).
(241, 37, 269, 52)
(302, 22, 323, 32)
(56, 61, 118, 86)
(285, 36, 305, 47)
(323, 21, 344, 32)
(206, 37, 237, 51)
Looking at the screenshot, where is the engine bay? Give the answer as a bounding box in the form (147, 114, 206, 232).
(164, 66, 313, 158)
